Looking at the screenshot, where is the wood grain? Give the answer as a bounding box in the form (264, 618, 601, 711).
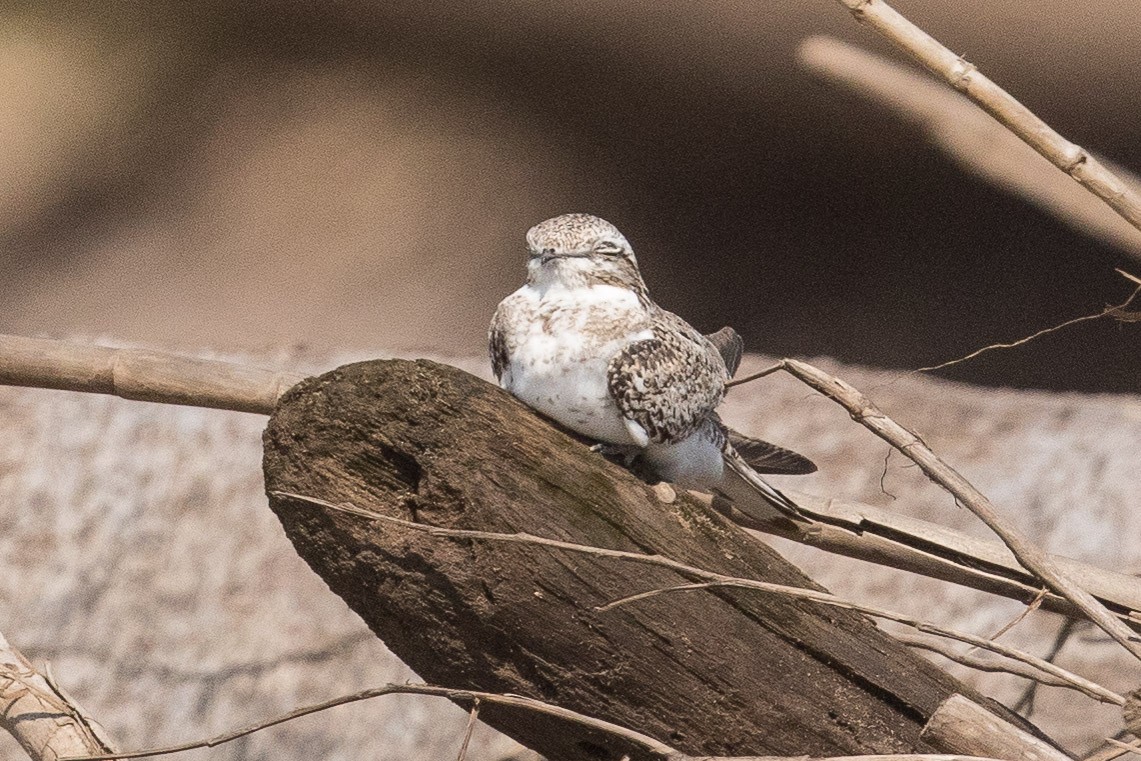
(261, 359, 1050, 761)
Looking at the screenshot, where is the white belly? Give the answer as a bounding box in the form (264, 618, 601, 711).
(497, 284, 652, 445)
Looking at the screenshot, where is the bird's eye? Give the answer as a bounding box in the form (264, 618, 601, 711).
(594, 240, 624, 255)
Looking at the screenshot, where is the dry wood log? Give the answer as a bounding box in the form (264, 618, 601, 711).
(262, 358, 1057, 761)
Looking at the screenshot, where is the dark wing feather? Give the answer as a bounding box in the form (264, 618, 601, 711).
(608, 322, 728, 444)
(727, 428, 817, 475)
(705, 326, 744, 377)
(488, 308, 510, 382)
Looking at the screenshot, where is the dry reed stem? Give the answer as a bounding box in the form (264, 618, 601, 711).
(797, 36, 1141, 260)
(276, 491, 1123, 707)
(830, 0, 1141, 234)
(779, 359, 1141, 662)
(1, 630, 118, 761)
(0, 334, 303, 414)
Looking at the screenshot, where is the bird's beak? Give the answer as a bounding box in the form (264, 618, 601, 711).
(534, 252, 588, 265)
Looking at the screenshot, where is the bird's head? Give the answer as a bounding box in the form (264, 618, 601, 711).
(524, 213, 645, 292)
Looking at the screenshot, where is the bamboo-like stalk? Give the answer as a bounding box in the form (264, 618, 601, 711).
(1, 631, 117, 761)
(830, 0, 1141, 234)
(0, 334, 304, 414)
(796, 35, 1141, 261)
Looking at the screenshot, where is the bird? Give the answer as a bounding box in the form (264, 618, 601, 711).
(488, 212, 815, 524)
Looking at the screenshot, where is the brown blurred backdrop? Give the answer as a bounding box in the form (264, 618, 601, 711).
(3, 0, 1139, 390)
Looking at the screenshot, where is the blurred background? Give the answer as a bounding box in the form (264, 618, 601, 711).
(4, 4, 1141, 759)
(3, 0, 1140, 391)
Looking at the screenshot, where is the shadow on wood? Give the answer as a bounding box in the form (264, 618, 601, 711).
(262, 359, 1049, 761)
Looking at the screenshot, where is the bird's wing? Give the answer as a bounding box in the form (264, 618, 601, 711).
(726, 428, 817, 475)
(607, 318, 729, 444)
(488, 304, 511, 382)
(704, 326, 744, 377)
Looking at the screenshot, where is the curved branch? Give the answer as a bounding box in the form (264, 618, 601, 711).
(829, 0, 1141, 233)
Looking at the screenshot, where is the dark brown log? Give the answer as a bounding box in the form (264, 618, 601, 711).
(261, 359, 1047, 761)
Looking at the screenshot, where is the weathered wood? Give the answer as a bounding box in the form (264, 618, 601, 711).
(920, 695, 1073, 761)
(262, 359, 1051, 761)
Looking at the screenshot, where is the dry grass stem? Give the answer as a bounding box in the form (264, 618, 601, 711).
(982, 588, 1048, 644)
(0, 334, 304, 414)
(915, 281, 1141, 374)
(895, 633, 1079, 690)
(456, 700, 480, 761)
(273, 491, 1123, 707)
(797, 36, 1141, 260)
(780, 359, 1141, 661)
(829, 0, 1141, 233)
(60, 682, 677, 761)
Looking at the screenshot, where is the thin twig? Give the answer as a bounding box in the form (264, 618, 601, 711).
(894, 633, 1084, 690)
(830, 0, 1141, 233)
(274, 491, 1124, 707)
(456, 699, 480, 761)
(780, 359, 1141, 662)
(60, 682, 677, 761)
(879, 447, 897, 500)
(983, 588, 1048, 644)
(916, 281, 1141, 374)
(724, 362, 784, 389)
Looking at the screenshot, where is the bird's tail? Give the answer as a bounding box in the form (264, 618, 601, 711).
(714, 446, 808, 524)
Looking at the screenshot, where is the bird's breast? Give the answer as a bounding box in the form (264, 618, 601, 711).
(496, 284, 652, 445)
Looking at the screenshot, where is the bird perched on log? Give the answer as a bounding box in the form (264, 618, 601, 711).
(489, 213, 815, 523)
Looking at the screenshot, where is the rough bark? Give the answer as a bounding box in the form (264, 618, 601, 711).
(262, 359, 1047, 761)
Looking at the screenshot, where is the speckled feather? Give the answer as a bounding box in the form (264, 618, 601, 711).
(606, 311, 730, 444)
(489, 213, 812, 522)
